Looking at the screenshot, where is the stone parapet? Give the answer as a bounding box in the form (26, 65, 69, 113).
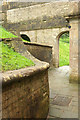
(23, 42, 53, 67)
(2, 64, 49, 118)
(1, 37, 49, 118)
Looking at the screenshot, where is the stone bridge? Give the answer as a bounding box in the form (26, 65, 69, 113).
(1, 1, 80, 83)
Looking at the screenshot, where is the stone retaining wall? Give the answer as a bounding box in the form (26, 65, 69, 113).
(2, 64, 49, 118)
(23, 42, 53, 67)
(2, 1, 80, 31)
(2, 38, 49, 118)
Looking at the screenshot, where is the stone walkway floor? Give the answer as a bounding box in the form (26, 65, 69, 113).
(48, 66, 79, 119)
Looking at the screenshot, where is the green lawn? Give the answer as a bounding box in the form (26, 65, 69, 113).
(0, 26, 29, 42)
(0, 26, 17, 38)
(0, 26, 35, 72)
(59, 33, 69, 67)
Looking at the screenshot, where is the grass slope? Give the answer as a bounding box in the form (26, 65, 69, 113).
(0, 26, 17, 38)
(59, 35, 69, 67)
(0, 26, 29, 42)
(0, 26, 34, 71)
(0, 42, 34, 71)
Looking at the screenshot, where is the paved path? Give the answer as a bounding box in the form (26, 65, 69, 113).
(48, 66, 79, 118)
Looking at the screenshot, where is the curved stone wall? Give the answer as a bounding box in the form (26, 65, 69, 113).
(2, 64, 49, 118)
(2, 38, 49, 118)
(23, 42, 53, 67)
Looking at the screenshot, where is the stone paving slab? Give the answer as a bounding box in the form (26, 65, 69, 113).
(48, 66, 78, 119)
(49, 107, 64, 118)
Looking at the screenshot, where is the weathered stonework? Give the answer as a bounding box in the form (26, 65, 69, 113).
(1, 1, 80, 84)
(2, 38, 49, 118)
(2, 65, 49, 118)
(66, 15, 80, 83)
(6, 2, 79, 24)
(2, 1, 79, 31)
(2, 2, 47, 10)
(23, 42, 53, 67)
(5, 16, 68, 31)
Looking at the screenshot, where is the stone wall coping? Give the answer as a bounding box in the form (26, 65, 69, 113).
(2, 37, 19, 41)
(1, 37, 49, 85)
(2, 38, 53, 47)
(2, 2, 47, 11)
(23, 41, 53, 48)
(1, 62, 49, 86)
(65, 15, 80, 20)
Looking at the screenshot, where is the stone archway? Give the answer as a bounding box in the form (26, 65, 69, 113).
(58, 31, 69, 67)
(53, 29, 69, 68)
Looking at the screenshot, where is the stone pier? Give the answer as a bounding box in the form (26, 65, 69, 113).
(66, 15, 80, 83)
